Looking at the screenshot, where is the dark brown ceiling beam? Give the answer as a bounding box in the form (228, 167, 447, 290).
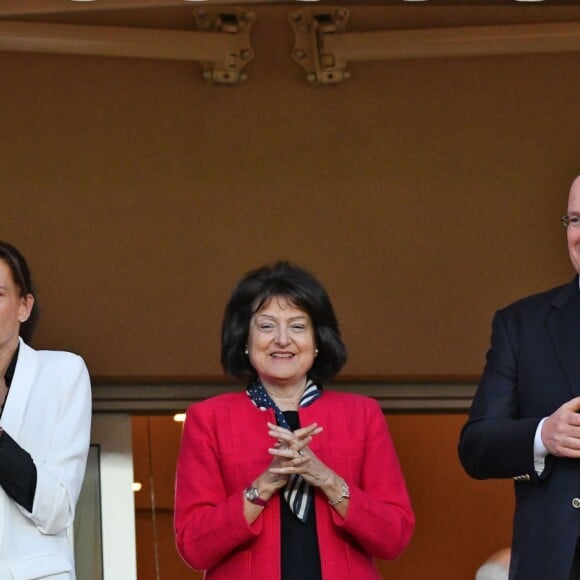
(1, 0, 569, 18)
(0, 0, 287, 18)
(3, 17, 580, 62)
(323, 20, 580, 62)
(0, 19, 234, 61)
(0, 0, 181, 17)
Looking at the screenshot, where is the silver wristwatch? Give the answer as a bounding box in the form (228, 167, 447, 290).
(244, 486, 268, 507)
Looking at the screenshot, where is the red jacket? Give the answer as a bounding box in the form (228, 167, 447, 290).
(174, 390, 414, 579)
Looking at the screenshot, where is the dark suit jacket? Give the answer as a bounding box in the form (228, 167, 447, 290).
(458, 276, 580, 580)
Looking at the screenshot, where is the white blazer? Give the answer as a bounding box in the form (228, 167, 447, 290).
(0, 339, 92, 580)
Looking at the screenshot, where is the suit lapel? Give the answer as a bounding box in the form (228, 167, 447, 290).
(0, 338, 37, 439)
(547, 277, 580, 397)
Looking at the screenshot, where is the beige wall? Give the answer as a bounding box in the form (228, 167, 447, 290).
(1, 4, 579, 382)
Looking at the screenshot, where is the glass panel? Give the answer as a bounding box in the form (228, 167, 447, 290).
(132, 415, 204, 580)
(74, 445, 103, 580)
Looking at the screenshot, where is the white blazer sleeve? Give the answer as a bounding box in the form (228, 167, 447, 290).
(20, 354, 92, 535)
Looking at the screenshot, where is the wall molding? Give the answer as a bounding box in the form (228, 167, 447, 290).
(92, 380, 476, 414)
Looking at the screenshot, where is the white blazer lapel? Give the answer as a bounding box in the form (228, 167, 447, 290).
(0, 338, 38, 439)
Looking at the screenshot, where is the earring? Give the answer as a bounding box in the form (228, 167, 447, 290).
(314, 348, 319, 357)
(244, 346, 249, 355)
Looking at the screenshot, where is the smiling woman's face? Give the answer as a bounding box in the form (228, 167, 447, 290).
(247, 296, 316, 389)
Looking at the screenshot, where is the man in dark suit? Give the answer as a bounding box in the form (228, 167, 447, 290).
(459, 176, 580, 580)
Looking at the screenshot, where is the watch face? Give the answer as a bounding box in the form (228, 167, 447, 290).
(245, 487, 267, 506)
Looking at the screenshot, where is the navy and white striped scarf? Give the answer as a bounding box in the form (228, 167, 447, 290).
(246, 379, 322, 522)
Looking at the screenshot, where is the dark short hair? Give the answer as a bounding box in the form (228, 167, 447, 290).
(0, 241, 39, 343)
(221, 261, 347, 383)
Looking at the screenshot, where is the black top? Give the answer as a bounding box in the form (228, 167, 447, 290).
(280, 410, 322, 580)
(0, 345, 38, 512)
(4, 345, 18, 386)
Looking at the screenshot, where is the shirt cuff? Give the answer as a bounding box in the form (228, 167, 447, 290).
(0, 428, 37, 511)
(533, 417, 549, 475)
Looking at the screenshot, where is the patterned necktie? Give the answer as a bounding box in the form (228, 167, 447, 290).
(246, 379, 322, 522)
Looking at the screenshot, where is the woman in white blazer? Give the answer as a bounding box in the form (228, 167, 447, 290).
(0, 241, 92, 580)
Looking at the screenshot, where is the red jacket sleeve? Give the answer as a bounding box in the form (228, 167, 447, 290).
(174, 401, 260, 570)
(330, 398, 414, 560)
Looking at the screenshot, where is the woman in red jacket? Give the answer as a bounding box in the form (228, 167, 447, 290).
(174, 262, 414, 580)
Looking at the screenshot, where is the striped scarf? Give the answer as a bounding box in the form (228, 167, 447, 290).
(246, 379, 322, 522)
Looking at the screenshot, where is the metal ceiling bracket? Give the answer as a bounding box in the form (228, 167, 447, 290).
(194, 7, 255, 85)
(289, 7, 350, 86)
